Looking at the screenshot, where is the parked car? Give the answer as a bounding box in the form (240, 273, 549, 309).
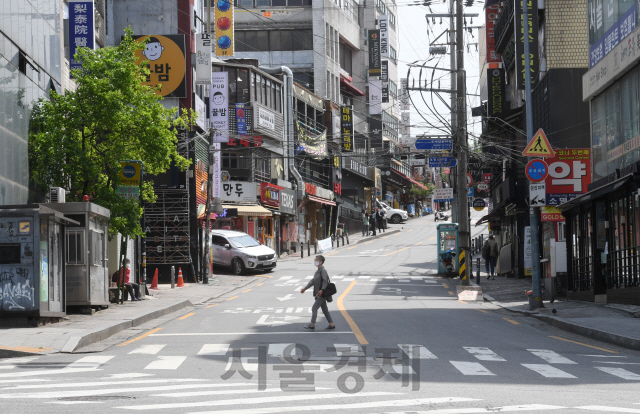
(376, 200, 409, 224)
(210, 230, 277, 275)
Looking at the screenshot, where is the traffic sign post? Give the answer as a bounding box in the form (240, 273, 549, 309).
(522, 129, 555, 158)
(529, 183, 546, 207)
(414, 139, 453, 150)
(525, 159, 548, 183)
(427, 157, 457, 168)
(467, 173, 473, 187)
(472, 198, 485, 211)
(467, 187, 474, 198)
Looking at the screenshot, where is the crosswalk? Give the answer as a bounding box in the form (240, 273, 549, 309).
(2, 344, 639, 382)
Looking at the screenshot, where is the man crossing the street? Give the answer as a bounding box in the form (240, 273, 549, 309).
(300, 255, 335, 330)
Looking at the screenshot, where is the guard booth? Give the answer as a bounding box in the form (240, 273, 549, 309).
(43, 203, 110, 308)
(436, 222, 459, 274)
(0, 204, 76, 319)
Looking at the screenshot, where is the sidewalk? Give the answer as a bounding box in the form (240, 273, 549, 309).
(462, 254, 640, 351)
(0, 275, 256, 357)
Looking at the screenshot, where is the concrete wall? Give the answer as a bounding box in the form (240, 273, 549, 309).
(107, 0, 180, 46)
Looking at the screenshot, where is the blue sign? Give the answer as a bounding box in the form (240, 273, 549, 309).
(236, 103, 247, 135)
(526, 159, 548, 182)
(467, 187, 474, 198)
(123, 165, 136, 178)
(590, 4, 636, 67)
(546, 193, 580, 206)
(68, 1, 95, 72)
(427, 157, 457, 168)
(415, 139, 453, 150)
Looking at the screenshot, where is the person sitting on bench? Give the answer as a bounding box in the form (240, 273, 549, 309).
(112, 259, 141, 301)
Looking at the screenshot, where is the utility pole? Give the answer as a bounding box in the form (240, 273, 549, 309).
(449, 0, 458, 224)
(201, 0, 213, 285)
(523, 0, 541, 307)
(455, 0, 470, 286)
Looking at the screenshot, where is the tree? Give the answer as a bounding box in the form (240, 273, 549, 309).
(29, 29, 193, 238)
(409, 182, 435, 198)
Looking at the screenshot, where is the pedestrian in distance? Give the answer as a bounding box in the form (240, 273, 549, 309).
(362, 210, 369, 237)
(112, 259, 142, 301)
(300, 255, 335, 330)
(482, 234, 499, 280)
(377, 208, 385, 233)
(369, 211, 377, 236)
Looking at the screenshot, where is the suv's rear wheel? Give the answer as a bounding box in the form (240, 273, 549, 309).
(232, 257, 245, 275)
(391, 214, 402, 224)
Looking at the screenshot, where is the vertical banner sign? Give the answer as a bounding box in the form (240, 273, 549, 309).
(368, 30, 381, 76)
(369, 80, 382, 115)
(370, 116, 383, 150)
(195, 33, 212, 85)
(210, 72, 229, 143)
(485, 0, 502, 63)
(515, 0, 539, 90)
(401, 111, 411, 144)
(235, 103, 247, 136)
(68, 0, 95, 72)
(379, 15, 389, 58)
(381, 61, 389, 103)
(341, 106, 354, 152)
(488, 68, 505, 117)
(524, 226, 532, 276)
(400, 78, 410, 110)
(213, 143, 221, 198)
(214, 0, 234, 57)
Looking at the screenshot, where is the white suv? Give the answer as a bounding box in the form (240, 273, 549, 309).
(210, 230, 277, 275)
(376, 200, 408, 224)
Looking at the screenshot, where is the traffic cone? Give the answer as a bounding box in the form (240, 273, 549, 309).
(177, 267, 185, 287)
(150, 269, 159, 290)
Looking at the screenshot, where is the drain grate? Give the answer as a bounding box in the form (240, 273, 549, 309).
(58, 396, 136, 402)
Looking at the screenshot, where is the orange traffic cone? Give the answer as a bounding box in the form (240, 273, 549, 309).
(177, 267, 185, 287)
(150, 269, 159, 290)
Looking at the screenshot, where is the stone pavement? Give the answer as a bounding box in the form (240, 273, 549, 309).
(462, 256, 640, 351)
(0, 274, 257, 357)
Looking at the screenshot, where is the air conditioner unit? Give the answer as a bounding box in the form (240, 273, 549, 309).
(50, 187, 66, 203)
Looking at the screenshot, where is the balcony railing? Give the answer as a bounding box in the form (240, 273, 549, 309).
(494, 0, 514, 54)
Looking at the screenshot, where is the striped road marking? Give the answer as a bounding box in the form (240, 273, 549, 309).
(528, 349, 576, 364)
(521, 364, 576, 378)
(464, 347, 506, 362)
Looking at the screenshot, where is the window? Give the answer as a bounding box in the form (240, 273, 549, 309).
(236, 30, 312, 51)
(326, 24, 331, 57)
(255, 74, 262, 104)
(261, 76, 267, 105)
(222, 152, 250, 169)
(66, 232, 84, 265)
(390, 46, 397, 64)
(376, 0, 386, 14)
(276, 84, 282, 112)
(228, 67, 238, 104)
(238, 69, 250, 103)
(340, 45, 352, 75)
(389, 80, 398, 99)
(256, 31, 269, 51)
(237, 0, 254, 7)
(389, 11, 396, 29)
(293, 71, 314, 90)
(327, 71, 331, 99)
(265, 79, 271, 108)
(91, 231, 103, 267)
(256, 0, 270, 6)
(0, 244, 21, 265)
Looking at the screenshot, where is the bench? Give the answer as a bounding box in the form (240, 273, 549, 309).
(109, 282, 130, 303)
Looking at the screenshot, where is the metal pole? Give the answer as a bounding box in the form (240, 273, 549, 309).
(476, 257, 481, 284)
(456, 0, 470, 286)
(450, 0, 457, 224)
(523, 0, 541, 308)
(171, 266, 175, 289)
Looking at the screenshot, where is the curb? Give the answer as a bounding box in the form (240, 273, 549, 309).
(60, 277, 258, 354)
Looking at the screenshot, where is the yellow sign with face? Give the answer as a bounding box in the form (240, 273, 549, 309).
(134, 35, 186, 98)
(118, 161, 143, 187)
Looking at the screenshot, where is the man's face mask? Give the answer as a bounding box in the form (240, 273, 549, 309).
(314, 260, 320, 267)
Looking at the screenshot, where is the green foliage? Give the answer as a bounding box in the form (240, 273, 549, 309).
(29, 28, 193, 238)
(409, 182, 435, 198)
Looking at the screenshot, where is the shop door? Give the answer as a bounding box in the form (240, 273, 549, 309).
(49, 222, 64, 313)
(316, 209, 325, 240)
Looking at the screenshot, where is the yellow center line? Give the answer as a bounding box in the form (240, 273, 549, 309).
(205, 304, 219, 308)
(549, 336, 619, 353)
(226, 296, 238, 301)
(408, 229, 413, 232)
(385, 246, 411, 256)
(503, 318, 520, 325)
(429, 237, 436, 240)
(448, 291, 455, 296)
(337, 280, 368, 345)
(346, 246, 358, 250)
(256, 283, 264, 287)
(475, 309, 488, 313)
(364, 241, 374, 244)
(457, 300, 467, 304)
(178, 312, 195, 320)
(324, 251, 339, 256)
(442, 283, 449, 288)
(380, 237, 388, 240)
(117, 328, 163, 347)
(243, 289, 252, 293)
(415, 241, 424, 245)
(252, 274, 273, 278)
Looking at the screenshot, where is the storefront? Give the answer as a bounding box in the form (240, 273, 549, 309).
(259, 182, 284, 251)
(301, 183, 336, 245)
(340, 156, 373, 233)
(279, 187, 298, 256)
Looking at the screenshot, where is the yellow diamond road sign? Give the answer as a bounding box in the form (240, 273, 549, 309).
(522, 128, 555, 158)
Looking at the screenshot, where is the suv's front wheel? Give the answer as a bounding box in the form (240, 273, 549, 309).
(391, 214, 402, 224)
(232, 257, 245, 275)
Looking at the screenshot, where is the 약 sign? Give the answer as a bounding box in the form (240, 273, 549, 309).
(545, 149, 591, 206)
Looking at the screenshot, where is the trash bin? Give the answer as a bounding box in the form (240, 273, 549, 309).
(0, 204, 78, 318)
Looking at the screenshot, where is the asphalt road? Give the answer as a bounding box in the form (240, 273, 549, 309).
(2, 215, 640, 413)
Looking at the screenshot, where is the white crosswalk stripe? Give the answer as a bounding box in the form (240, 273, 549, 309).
(129, 344, 166, 355)
(596, 366, 640, 380)
(278, 276, 293, 280)
(66, 355, 114, 369)
(527, 349, 577, 364)
(198, 344, 230, 356)
(450, 361, 495, 376)
(464, 347, 506, 362)
(0, 356, 39, 369)
(398, 344, 438, 359)
(144, 356, 187, 370)
(384, 404, 567, 413)
(521, 364, 576, 378)
(267, 343, 299, 357)
(577, 406, 640, 412)
(333, 344, 365, 356)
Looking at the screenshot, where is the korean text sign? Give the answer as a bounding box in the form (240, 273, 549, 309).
(134, 35, 187, 98)
(210, 72, 229, 143)
(341, 106, 354, 152)
(69, 0, 95, 72)
(545, 149, 591, 206)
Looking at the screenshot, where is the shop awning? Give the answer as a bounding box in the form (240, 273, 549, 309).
(558, 173, 640, 211)
(340, 78, 365, 96)
(222, 204, 272, 217)
(197, 204, 216, 220)
(307, 195, 336, 206)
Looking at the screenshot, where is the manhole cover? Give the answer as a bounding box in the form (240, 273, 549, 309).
(58, 396, 136, 401)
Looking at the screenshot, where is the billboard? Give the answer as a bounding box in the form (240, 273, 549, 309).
(488, 68, 505, 117)
(379, 15, 389, 58)
(341, 106, 354, 152)
(515, 0, 539, 90)
(134, 35, 187, 98)
(68, 0, 95, 72)
(368, 30, 381, 76)
(369, 80, 382, 115)
(195, 33, 212, 85)
(214, 0, 234, 57)
(210, 72, 229, 143)
(545, 149, 591, 205)
(485, 1, 502, 63)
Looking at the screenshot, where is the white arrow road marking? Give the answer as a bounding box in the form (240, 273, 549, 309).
(197, 344, 230, 356)
(277, 294, 295, 301)
(256, 315, 305, 326)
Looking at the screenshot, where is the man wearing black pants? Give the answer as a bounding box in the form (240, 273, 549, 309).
(300, 255, 335, 330)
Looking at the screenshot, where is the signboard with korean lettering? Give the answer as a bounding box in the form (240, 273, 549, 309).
(195, 93, 207, 130)
(415, 139, 453, 150)
(134, 35, 187, 98)
(545, 149, 591, 206)
(589, 1, 636, 68)
(117, 160, 143, 202)
(210, 72, 229, 143)
(368, 30, 382, 76)
(381, 61, 389, 103)
(433, 188, 454, 202)
(341, 106, 354, 152)
(213, 143, 221, 198)
(400, 78, 410, 110)
(379, 15, 389, 58)
(428, 157, 457, 168)
(214, 0, 235, 57)
(488, 68, 505, 117)
(370, 116, 383, 150)
(68, 0, 95, 72)
(261, 183, 282, 207)
(236, 103, 247, 135)
(221, 181, 257, 203)
(196, 34, 212, 85)
(485, 0, 501, 63)
(515, 0, 539, 90)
